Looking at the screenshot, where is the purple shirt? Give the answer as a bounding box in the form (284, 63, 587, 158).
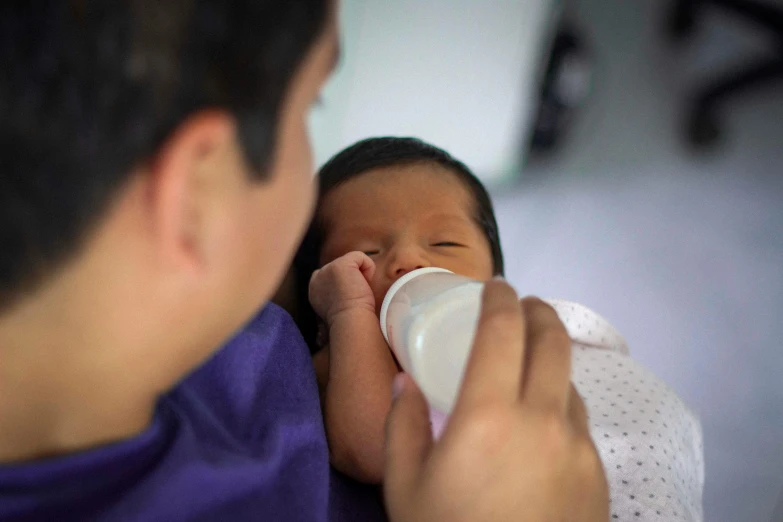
(0, 304, 387, 522)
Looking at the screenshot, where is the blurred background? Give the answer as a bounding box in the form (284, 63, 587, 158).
(308, 0, 783, 520)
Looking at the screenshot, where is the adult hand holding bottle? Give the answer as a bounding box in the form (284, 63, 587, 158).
(384, 281, 610, 522)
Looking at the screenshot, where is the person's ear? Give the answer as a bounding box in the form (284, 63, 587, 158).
(144, 110, 237, 274)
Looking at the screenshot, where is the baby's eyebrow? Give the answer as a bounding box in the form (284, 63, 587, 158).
(325, 213, 476, 238)
(326, 224, 386, 237)
(422, 213, 476, 225)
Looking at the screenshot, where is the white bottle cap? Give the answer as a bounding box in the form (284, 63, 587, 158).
(379, 267, 453, 345)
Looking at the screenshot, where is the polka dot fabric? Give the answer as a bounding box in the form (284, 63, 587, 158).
(549, 300, 705, 522)
(548, 299, 630, 355)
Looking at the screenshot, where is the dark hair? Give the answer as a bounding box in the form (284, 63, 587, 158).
(293, 136, 504, 351)
(0, 1, 328, 310)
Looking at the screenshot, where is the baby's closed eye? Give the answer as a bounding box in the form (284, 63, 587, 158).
(347, 244, 381, 257)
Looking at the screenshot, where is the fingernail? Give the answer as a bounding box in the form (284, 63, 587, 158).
(492, 275, 506, 281)
(391, 373, 406, 400)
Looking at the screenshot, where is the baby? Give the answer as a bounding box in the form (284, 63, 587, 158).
(294, 137, 704, 521)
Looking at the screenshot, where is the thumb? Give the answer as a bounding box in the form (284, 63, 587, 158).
(384, 373, 433, 509)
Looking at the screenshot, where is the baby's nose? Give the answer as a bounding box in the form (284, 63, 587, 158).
(394, 263, 425, 277)
(387, 246, 430, 279)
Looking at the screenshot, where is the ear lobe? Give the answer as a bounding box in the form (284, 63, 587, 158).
(144, 110, 235, 273)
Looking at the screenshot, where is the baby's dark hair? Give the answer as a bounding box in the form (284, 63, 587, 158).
(292, 136, 504, 352)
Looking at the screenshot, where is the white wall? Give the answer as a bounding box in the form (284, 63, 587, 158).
(309, 0, 558, 183)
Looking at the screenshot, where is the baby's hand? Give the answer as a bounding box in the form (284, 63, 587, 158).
(309, 251, 377, 326)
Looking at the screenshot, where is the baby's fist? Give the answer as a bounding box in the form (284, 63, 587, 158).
(309, 251, 377, 325)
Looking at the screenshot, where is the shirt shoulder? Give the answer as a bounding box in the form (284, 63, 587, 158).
(172, 303, 320, 444)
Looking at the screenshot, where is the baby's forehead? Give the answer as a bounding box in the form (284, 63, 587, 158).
(319, 163, 477, 225)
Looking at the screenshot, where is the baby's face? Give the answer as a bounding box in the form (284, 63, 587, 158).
(319, 163, 495, 313)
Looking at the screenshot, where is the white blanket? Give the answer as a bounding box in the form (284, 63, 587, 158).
(550, 299, 704, 522)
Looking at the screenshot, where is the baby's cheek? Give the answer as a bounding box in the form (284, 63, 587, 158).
(371, 281, 388, 316)
(449, 260, 494, 282)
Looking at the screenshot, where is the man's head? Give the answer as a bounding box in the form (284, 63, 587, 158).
(0, 2, 338, 388)
(294, 137, 504, 349)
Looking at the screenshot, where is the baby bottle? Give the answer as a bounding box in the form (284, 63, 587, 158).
(379, 267, 484, 416)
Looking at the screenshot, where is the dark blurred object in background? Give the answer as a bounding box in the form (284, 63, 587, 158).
(665, 0, 783, 148)
(530, 23, 594, 155)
